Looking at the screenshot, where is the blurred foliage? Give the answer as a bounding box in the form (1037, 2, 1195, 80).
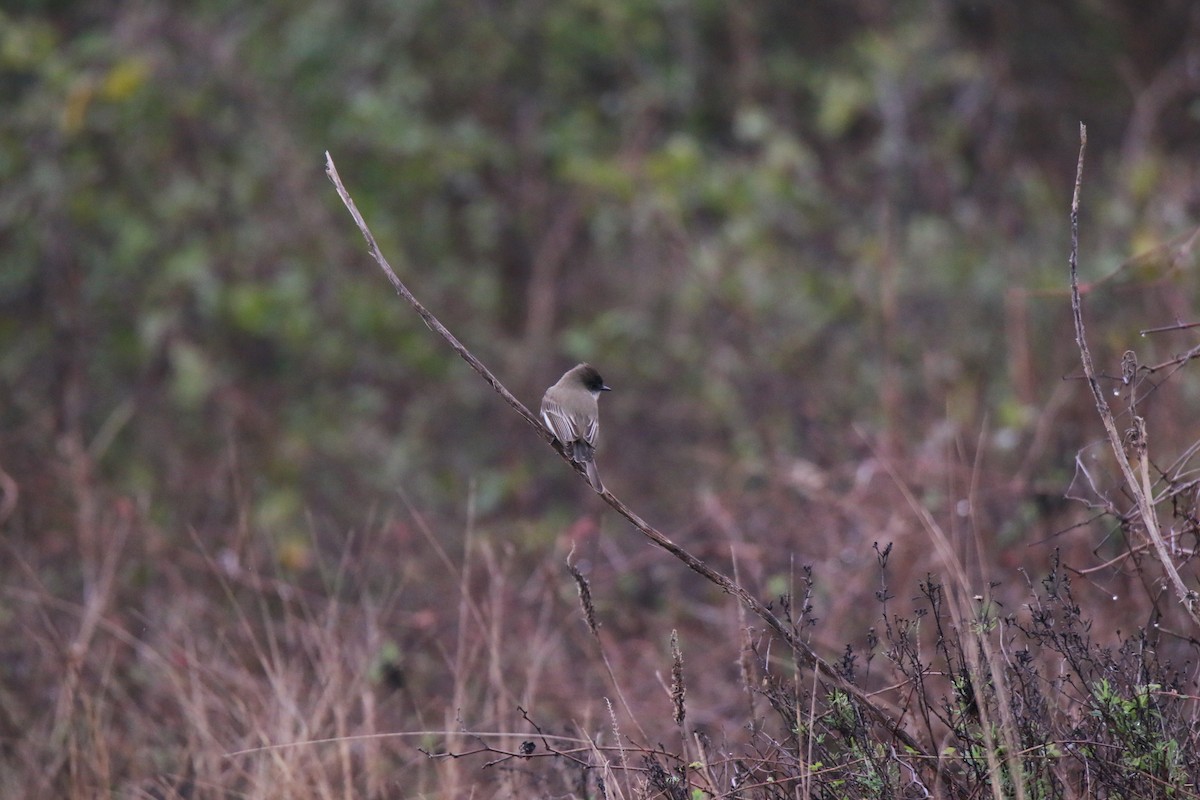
(2, 0, 1199, 542)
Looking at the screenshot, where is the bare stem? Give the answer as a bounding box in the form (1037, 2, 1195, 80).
(1066, 124, 1199, 627)
(323, 153, 550, 441)
(324, 151, 943, 773)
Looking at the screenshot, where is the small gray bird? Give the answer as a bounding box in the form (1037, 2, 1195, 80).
(540, 363, 612, 493)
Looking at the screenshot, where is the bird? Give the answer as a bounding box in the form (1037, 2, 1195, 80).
(540, 363, 612, 493)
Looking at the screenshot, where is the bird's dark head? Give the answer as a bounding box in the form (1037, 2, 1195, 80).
(575, 363, 612, 394)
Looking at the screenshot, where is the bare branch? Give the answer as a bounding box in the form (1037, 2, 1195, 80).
(324, 151, 944, 776)
(324, 153, 551, 440)
(1067, 125, 1200, 627)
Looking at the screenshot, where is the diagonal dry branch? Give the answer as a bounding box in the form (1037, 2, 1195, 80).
(324, 155, 549, 444)
(323, 151, 945, 774)
(1066, 124, 1200, 628)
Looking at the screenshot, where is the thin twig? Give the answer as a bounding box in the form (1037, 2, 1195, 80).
(1066, 125, 1200, 627)
(323, 151, 945, 775)
(1140, 320, 1200, 336)
(323, 155, 552, 440)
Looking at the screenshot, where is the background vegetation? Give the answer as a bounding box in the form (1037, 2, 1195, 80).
(3, 0, 1200, 796)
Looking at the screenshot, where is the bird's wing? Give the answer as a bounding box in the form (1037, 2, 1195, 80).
(540, 397, 582, 443)
(580, 415, 599, 448)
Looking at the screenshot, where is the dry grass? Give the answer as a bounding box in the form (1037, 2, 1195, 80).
(4, 420, 1200, 799)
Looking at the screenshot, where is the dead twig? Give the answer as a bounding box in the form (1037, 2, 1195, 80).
(1066, 124, 1200, 628)
(323, 151, 946, 780)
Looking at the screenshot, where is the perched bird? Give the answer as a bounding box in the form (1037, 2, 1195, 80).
(540, 363, 612, 493)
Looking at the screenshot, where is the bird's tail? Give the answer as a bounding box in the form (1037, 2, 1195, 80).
(569, 442, 604, 492)
(584, 460, 605, 494)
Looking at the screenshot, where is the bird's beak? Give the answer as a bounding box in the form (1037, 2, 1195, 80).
(601, 384, 612, 392)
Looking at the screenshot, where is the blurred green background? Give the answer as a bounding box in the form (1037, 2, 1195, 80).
(3, 0, 1198, 543)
